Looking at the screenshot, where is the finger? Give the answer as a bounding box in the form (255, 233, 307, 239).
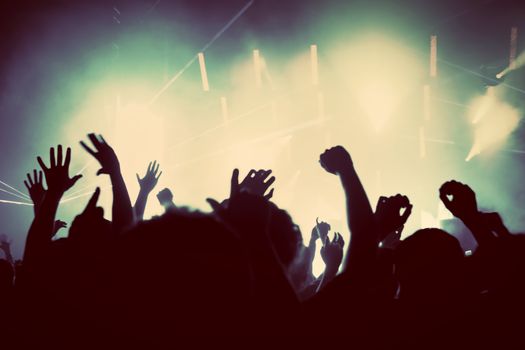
(230, 168, 240, 196)
(57, 145, 63, 166)
(136, 173, 141, 183)
(71, 174, 83, 186)
(98, 134, 108, 145)
(88, 133, 102, 149)
(96, 168, 106, 176)
(401, 204, 413, 222)
(264, 188, 274, 200)
(336, 233, 343, 246)
(37, 156, 48, 171)
(38, 171, 43, 184)
(33, 169, 37, 183)
(376, 196, 387, 211)
(27, 173, 33, 186)
(254, 169, 264, 177)
(64, 147, 71, 168)
(154, 162, 160, 174)
(24, 180, 30, 191)
(156, 171, 162, 180)
(246, 169, 256, 179)
(147, 161, 153, 173)
(80, 141, 97, 157)
(206, 198, 223, 213)
(84, 187, 100, 213)
(50, 147, 56, 168)
(264, 176, 276, 187)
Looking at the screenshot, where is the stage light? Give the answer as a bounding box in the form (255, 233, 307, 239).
(430, 35, 437, 78)
(496, 49, 525, 80)
(509, 26, 518, 69)
(198, 52, 210, 92)
(466, 94, 520, 161)
(253, 49, 262, 88)
(310, 44, 319, 85)
(480, 65, 506, 87)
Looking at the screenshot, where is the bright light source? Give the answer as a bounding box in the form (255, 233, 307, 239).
(198, 52, 210, 92)
(470, 88, 496, 125)
(114, 103, 166, 218)
(329, 34, 423, 132)
(253, 49, 262, 88)
(466, 94, 520, 161)
(509, 27, 518, 69)
(430, 35, 437, 77)
(357, 79, 399, 131)
(310, 44, 319, 85)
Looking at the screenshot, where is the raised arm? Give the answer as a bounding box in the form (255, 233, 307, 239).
(316, 232, 345, 292)
(133, 161, 162, 220)
(24, 146, 82, 265)
(439, 180, 495, 247)
(24, 169, 46, 215)
(319, 146, 376, 282)
(80, 133, 133, 233)
(207, 169, 297, 308)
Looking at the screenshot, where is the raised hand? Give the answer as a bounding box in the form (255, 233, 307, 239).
(136, 161, 162, 194)
(316, 232, 345, 293)
(80, 133, 132, 231)
(134, 161, 162, 220)
(375, 194, 412, 243)
(80, 133, 120, 176)
(320, 232, 345, 271)
(439, 181, 478, 220)
(313, 218, 331, 242)
(69, 187, 111, 241)
(319, 146, 353, 175)
(230, 168, 275, 200)
(24, 146, 81, 264)
(318, 145, 375, 284)
(24, 169, 46, 213)
(37, 145, 82, 195)
(439, 180, 499, 246)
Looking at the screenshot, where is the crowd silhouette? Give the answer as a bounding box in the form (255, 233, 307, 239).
(1, 132, 525, 347)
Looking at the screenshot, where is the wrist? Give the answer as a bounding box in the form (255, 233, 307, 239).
(336, 163, 355, 177)
(45, 189, 65, 200)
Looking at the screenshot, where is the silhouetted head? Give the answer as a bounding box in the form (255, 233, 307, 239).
(395, 228, 465, 302)
(112, 208, 252, 337)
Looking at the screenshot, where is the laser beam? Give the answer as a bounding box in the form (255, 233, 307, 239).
(0, 180, 30, 199)
(149, 0, 254, 104)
